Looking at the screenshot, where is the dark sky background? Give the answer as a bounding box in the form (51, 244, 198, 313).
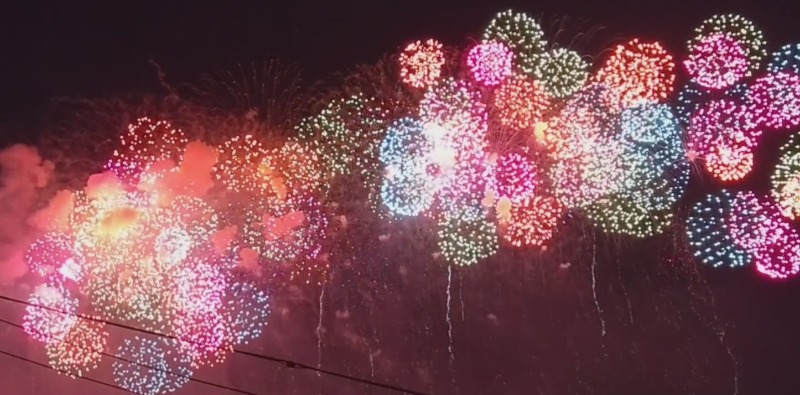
(1, 1, 800, 394)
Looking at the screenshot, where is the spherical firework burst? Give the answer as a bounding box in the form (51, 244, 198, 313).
(704, 139, 755, 182)
(420, 78, 487, 133)
(482, 9, 547, 76)
(261, 139, 325, 196)
(381, 161, 437, 216)
(172, 259, 230, 366)
(548, 132, 626, 210)
(620, 103, 683, 146)
(107, 118, 188, 185)
(689, 14, 766, 77)
(768, 43, 800, 74)
(399, 39, 446, 89)
(771, 133, 800, 219)
(687, 191, 751, 268)
(222, 280, 270, 345)
(297, 94, 389, 179)
(436, 151, 492, 213)
(586, 161, 690, 238)
(533, 48, 589, 98)
(379, 117, 433, 166)
(687, 99, 759, 181)
(467, 41, 514, 87)
(594, 39, 675, 110)
(502, 194, 562, 248)
(23, 283, 78, 345)
(214, 134, 271, 195)
(25, 232, 82, 279)
(487, 152, 537, 204)
(491, 74, 551, 130)
(746, 71, 800, 130)
(675, 83, 750, 126)
(684, 33, 749, 90)
(45, 318, 108, 378)
(728, 192, 800, 279)
(437, 206, 498, 266)
(113, 337, 193, 395)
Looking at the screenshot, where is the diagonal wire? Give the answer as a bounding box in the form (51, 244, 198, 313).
(0, 317, 260, 395)
(0, 293, 429, 395)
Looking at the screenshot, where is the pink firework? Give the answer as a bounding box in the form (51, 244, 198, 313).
(23, 283, 79, 344)
(687, 99, 760, 181)
(728, 192, 800, 279)
(488, 152, 537, 204)
(467, 41, 514, 87)
(25, 232, 82, 279)
(684, 33, 749, 90)
(746, 71, 800, 130)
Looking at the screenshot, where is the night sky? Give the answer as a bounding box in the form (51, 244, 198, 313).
(1, 1, 800, 394)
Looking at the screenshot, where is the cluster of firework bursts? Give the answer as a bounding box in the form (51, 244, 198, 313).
(21, 117, 335, 393)
(16, 8, 800, 394)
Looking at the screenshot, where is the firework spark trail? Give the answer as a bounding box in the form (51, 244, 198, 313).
(369, 350, 375, 379)
(459, 272, 465, 321)
(446, 265, 454, 367)
(316, 287, 325, 377)
(591, 239, 606, 337)
(616, 252, 634, 324)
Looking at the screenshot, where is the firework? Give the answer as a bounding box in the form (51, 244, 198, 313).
(437, 206, 498, 266)
(25, 232, 82, 279)
(46, 318, 108, 378)
(261, 139, 325, 196)
(222, 280, 270, 345)
(491, 74, 551, 130)
(684, 33, 749, 90)
(381, 160, 437, 216)
(687, 191, 751, 268)
(675, 82, 749, 126)
(771, 133, 800, 219)
(746, 71, 800, 130)
(689, 14, 766, 77)
(728, 192, 800, 279)
(687, 99, 759, 181)
(482, 10, 547, 76)
(214, 135, 271, 195)
(297, 94, 389, 179)
(113, 337, 193, 395)
(23, 283, 78, 345)
(586, 161, 690, 238)
(768, 43, 800, 74)
(486, 151, 537, 204)
(107, 118, 188, 185)
(595, 39, 675, 110)
(501, 194, 562, 248)
(399, 39, 446, 89)
(467, 41, 514, 87)
(533, 48, 589, 98)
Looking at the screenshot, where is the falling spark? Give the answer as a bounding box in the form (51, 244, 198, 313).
(316, 287, 325, 376)
(591, 240, 606, 337)
(446, 265, 454, 367)
(459, 272, 465, 322)
(616, 253, 634, 324)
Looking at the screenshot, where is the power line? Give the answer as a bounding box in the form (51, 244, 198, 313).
(0, 317, 260, 395)
(0, 293, 429, 395)
(0, 347, 130, 393)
